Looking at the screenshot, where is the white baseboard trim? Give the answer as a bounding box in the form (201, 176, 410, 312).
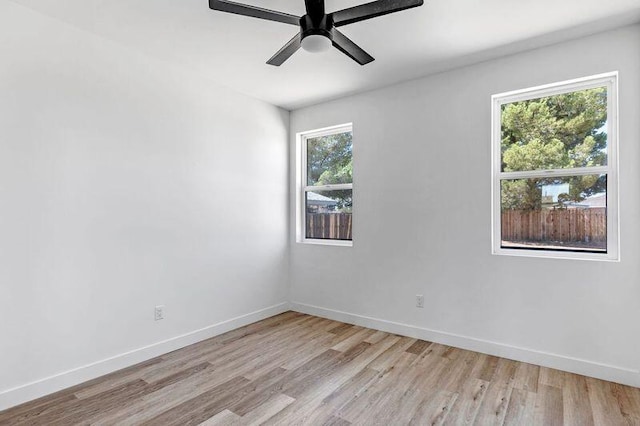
(290, 301, 640, 388)
(0, 302, 290, 412)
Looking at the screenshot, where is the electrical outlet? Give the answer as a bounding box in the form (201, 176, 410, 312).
(154, 305, 164, 321)
(416, 295, 424, 308)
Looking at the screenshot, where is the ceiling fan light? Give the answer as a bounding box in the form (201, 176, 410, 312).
(301, 34, 332, 53)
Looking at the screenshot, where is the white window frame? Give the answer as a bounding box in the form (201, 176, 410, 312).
(296, 123, 353, 247)
(491, 72, 619, 261)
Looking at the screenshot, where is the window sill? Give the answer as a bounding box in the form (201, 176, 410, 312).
(299, 239, 353, 247)
(492, 247, 619, 262)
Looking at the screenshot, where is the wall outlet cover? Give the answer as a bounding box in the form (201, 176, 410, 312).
(154, 305, 165, 321)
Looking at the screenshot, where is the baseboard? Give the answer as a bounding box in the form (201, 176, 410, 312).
(0, 302, 290, 412)
(290, 301, 640, 388)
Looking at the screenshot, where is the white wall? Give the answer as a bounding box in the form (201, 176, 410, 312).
(290, 25, 640, 387)
(0, 2, 289, 409)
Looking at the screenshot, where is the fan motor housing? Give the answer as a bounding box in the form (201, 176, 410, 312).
(300, 14, 333, 42)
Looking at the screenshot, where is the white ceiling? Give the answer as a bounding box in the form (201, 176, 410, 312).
(9, 0, 640, 110)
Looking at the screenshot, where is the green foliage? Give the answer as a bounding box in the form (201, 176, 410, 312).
(556, 193, 571, 210)
(307, 132, 352, 185)
(503, 138, 567, 171)
(307, 132, 353, 210)
(501, 87, 607, 211)
(501, 179, 540, 211)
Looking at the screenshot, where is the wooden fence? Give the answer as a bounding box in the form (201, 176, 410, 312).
(501, 208, 606, 243)
(306, 213, 352, 240)
(307, 209, 605, 244)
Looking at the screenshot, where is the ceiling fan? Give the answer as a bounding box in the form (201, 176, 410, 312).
(209, 0, 424, 66)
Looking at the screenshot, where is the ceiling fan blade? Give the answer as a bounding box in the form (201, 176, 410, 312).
(331, 0, 423, 27)
(209, 0, 300, 26)
(331, 29, 374, 65)
(267, 33, 302, 66)
(304, 0, 325, 19)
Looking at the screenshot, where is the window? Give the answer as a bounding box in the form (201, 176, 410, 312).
(492, 73, 619, 260)
(297, 124, 353, 246)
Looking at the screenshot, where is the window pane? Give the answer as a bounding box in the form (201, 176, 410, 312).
(307, 131, 352, 186)
(305, 189, 352, 241)
(500, 175, 606, 252)
(501, 87, 608, 172)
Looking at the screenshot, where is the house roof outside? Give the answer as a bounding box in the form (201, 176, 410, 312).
(307, 191, 338, 207)
(566, 193, 606, 208)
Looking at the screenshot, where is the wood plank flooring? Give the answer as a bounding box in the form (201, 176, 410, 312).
(2, 311, 639, 425)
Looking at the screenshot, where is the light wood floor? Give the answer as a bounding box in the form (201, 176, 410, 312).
(2, 312, 640, 425)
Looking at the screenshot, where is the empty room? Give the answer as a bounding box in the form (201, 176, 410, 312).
(1, 0, 639, 424)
